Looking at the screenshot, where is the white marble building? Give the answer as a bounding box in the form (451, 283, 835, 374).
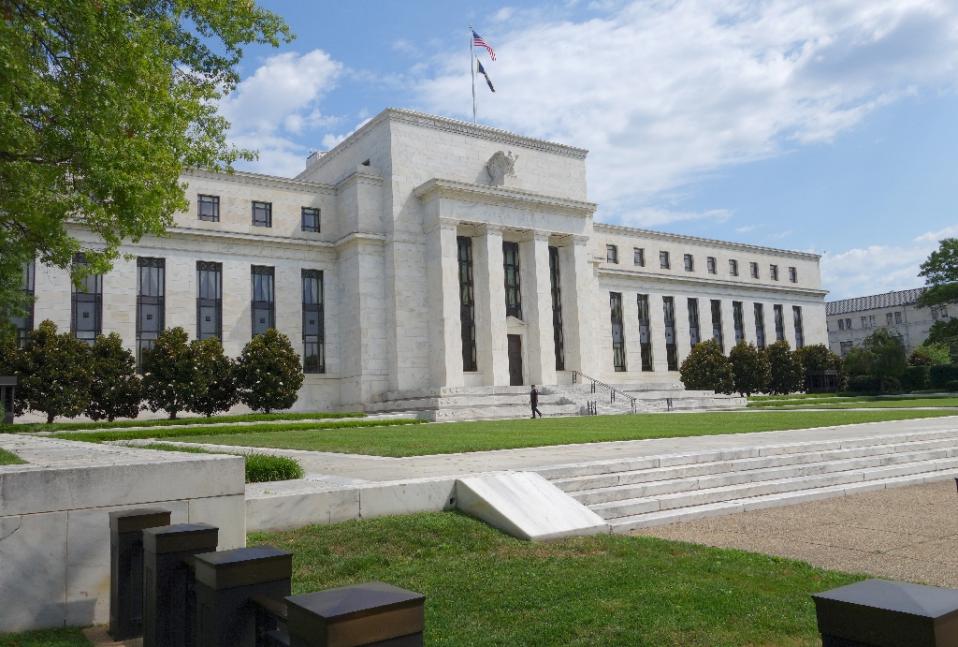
(13, 109, 828, 413)
(826, 288, 949, 356)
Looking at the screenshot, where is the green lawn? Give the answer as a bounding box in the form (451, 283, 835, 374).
(749, 396, 958, 409)
(170, 409, 958, 457)
(250, 512, 860, 646)
(0, 448, 24, 465)
(0, 627, 89, 647)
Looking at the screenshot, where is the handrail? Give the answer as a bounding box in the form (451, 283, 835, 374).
(571, 370, 637, 414)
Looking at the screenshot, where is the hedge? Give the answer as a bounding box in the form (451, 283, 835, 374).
(930, 365, 958, 390)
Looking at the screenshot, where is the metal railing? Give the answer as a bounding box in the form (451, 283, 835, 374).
(571, 370, 637, 414)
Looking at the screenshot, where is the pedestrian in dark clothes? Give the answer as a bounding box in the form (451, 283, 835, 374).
(530, 384, 543, 418)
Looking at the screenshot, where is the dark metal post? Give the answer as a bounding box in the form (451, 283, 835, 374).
(0, 376, 16, 424)
(286, 582, 425, 647)
(193, 546, 292, 647)
(109, 508, 171, 640)
(142, 523, 218, 647)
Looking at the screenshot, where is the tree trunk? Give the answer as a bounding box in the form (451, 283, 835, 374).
(47, 412, 54, 424)
(170, 410, 177, 420)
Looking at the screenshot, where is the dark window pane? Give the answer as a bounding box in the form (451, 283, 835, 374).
(252, 201, 272, 227)
(610, 292, 626, 372)
(198, 195, 219, 222)
(503, 242, 522, 319)
(302, 207, 320, 232)
(549, 246, 564, 371)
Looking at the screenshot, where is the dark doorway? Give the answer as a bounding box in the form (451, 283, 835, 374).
(507, 334, 523, 386)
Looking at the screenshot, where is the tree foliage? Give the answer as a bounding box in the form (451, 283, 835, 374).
(794, 344, 843, 390)
(142, 327, 193, 419)
(0, 1, 291, 320)
(728, 342, 769, 396)
(13, 320, 92, 423)
(765, 340, 803, 395)
(918, 238, 958, 308)
(86, 332, 142, 421)
(189, 337, 238, 418)
(909, 342, 951, 367)
(861, 328, 907, 380)
(236, 329, 304, 413)
(679, 340, 734, 394)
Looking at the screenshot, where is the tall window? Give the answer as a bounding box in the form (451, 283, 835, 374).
(659, 251, 670, 269)
(840, 341, 853, 356)
(251, 265, 275, 336)
(252, 201, 272, 228)
(302, 270, 325, 373)
(663, 296, 678, 371)
(707, 256, 717, 274)
(687, 297, 701, 347)
(683, 254, 694, 271)
(198, 194, 219, 222)
(793, 306, 804, 349)
(788, 266, 797, 283)
(774, 304, 785, 342)
(710, 299, 724, 352)
(71, 253, 102, 344)
(754, 303, 767, 349)
(770, 264, 779, 281)
(637, 294, 653, 372)
(12, 261, 35, 348)
(838, 318, 845, 331)
(136, 258, 165, 366)
(633, 247, 645, 266)
(729, 259, 739, 276)
(503, 241, 522, 319)
(606, 244, 618, 264)
(196, 262, 222, 340)
(549, 246, 565, 371)
(458, 236, 477, 372)
(731, 300, 749, 345)
(610, 292, 626, 372)
(750, 262, 759, 278)
(301, 207, 320, 233)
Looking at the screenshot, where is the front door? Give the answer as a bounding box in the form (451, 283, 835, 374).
(507, 334, 523, 386)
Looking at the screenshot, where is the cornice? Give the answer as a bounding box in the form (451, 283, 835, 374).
(333, 231, 387, 249)
(334, 167, 385, 192)
(165, 226, 335, 250)
(414, 178, 596, 217)
(597, 266, 829, 298)
(183, 167, 336, 196)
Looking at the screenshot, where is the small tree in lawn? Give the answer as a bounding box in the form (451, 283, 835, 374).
(86, 333, 142, 421)
(189, 337, 238, 418)
(16, 320, 92, 423)
(679, 340, 734, 394)
(765, 340, 803, 395)
(729, 341, 770, 396)
(862, 328, 907, 381)
(795, 344, 843, 391)
(142, 327, 194, 419)
(236, 329, 304, 413)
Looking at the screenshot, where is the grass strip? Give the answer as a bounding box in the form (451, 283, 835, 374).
(0, 448, 24, 465)
(0, 627, 90, 646)
(749, 397, 958, 409)
(140, 443, 305, 483)
(0, 411, 365, 434)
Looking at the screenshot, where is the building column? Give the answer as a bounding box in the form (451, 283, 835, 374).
(783, 302, 798, 349)
(649, 292, 670, 372)
(622, 291, 642, 375)
(559, 236, 598, 378)
(425, 219, 464, 388)
(474, 225, 510, 386)
(674, 294, 692, 364)
(520, 232, 557, 386)
(720, 299, 736, 352)
(742, 299, 757, 347)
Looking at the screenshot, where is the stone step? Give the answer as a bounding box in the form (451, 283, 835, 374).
(428, 403, 581, 421)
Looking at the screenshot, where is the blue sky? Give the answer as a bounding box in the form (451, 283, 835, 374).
(221, 1, 958, 299)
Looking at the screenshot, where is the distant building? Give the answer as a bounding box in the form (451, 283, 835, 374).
(826, 288, 951, 356)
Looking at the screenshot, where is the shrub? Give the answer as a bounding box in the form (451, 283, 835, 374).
(244, 453, 304, 483)
(880, 376, 902, 394)
(86, 333, 142, 421)
(901, 365, 931, 391)
(795, 344, 843, 392)
(843, 347, 873, 378)
(728, 342, 769, 396)
(236, 329, 305, 413)
(862, 328, 907, 380)
(15, 320, 92, 423)
(909, 343, 951, 367)
(765, 340, 803, 395)
(679, 340, 734, 394)
(947, 380, 958, 392)
(930, 364, 958, 389)
(846, 375, 881, 393)
(142, 327, 194, 419)
(189, 338, 238, 417)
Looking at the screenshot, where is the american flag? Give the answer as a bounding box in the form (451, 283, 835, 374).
(472, 30, 496, 61)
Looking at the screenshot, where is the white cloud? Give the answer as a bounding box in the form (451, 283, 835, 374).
(915, 224, 958, 242)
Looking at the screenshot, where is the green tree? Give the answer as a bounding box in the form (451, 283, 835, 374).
(14, 320, 92, 423)
(86, 333, 142, 421)
(728, 342, 770, 396)
(189, 337, 238, 418)
(843, 346, 873, 378)
(142, 327, 194, 419)
(918, 238, 958, 308)
(795, 344, 844, 390)
(925, 318, 958, 349)
(765, 340, 803, 395)
(0, 1, 291, 319)
(236, 329, 304, 413)
(909, 342, 951, 367)
(679, 340, 734, 394)
(862, 328, 907, 380)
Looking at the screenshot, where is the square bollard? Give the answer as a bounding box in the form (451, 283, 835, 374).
(142, 523, 218, 647)
(286, 581, 425, 647)
(108, 508, 171, 640)
(813, 579, 958, 647)
(193, 546, 292, 647)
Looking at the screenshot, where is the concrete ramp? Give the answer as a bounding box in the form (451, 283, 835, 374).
(455, 471, 609, 541)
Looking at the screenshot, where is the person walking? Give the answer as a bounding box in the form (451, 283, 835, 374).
(530, 384, 543, 419)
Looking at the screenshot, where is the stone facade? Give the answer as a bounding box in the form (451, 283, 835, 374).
(21, 109, 828, 411)
(826, 288, 950, 356)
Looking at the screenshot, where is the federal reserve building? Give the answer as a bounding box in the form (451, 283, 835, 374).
(15, 109, 828, 418)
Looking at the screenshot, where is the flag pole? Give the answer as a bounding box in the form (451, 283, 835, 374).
(469, 26, 477, 122)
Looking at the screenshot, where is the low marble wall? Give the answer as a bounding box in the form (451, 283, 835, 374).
(0, 436, 245, 633)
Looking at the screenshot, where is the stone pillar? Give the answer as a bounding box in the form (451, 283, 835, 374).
(521, 232, 557, 386)
(425, 219, 464, 388)
(621, 291, 641, 375)
(783, 302, 798, 349)
(742, 297, 758, 347)
(674, 295, 692, 365)
(720, 299, 736, 353)
(560, 236, 598, 378)
(649, 292, 670, 372)
(474, 225, 509, 386)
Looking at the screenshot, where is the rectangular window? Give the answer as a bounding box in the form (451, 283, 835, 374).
(252, 201, 272, 228)
(710, 299, 724, 352)
(840, 340, 854, 356)
(688, 298, 701, 347)
(637, 294, 653, 372)
(302, 270, 325, 374)
(733, 301, 745, 345)
(549, 246, 565, 371)
(198, 194, 219, 222)
(788, 266, 797, 283)
(12, 261, 35, 348)
(754, 303, 766, 349)
(196, 261, 222, 341)
(838, 318, 845, 331)
(659, 251, 671, 269)
(606, 244, 618, 264)
(869, 314, 876, 327)
(458, 236, 477, 372)
(136, 257, 165, 367)
(301, 207, 320, 232)
(861, 315, 868, 328)
(251, 265, 275, 336)
(845, 318, 851, 330)
(886, 312, 894, 326)
(729, 259, 739, 276)
(895, 311, 902, 325)
(683, 254, 694, 272)
(707, 256, 717, 274)
(663, 296, 678, 371)
(70, 253, 102, 345)
(503, 241, 522, 319)
(633, 247, 645, 267)
(774, 304, 785, 341)
(750, 262, 759, 278)
(770, 264, 779, 281)
(793, 306, 804, 349)
(610, 292, 626, 372)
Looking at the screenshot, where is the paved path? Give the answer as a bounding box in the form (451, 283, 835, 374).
(636, 479, 958, 588)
